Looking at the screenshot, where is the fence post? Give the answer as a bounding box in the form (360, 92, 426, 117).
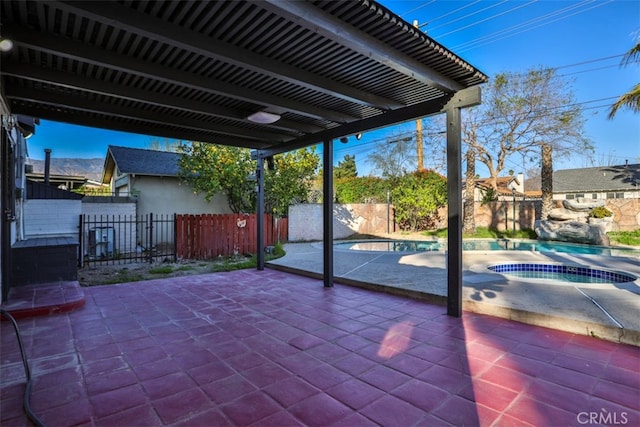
(173, 213, 177, 262)
(78, 214, 84, 268)
(148, 212, 154, 263)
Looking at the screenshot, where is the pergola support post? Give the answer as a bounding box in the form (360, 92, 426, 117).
(255, 154, 265, 271)
(443, 87, 482, 317)
(322, 139, 334, 287)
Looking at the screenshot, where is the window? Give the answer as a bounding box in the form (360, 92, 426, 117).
(566, 194, 574, 200)
(592, 194, 598, 199)
(606, 192, 626, 199)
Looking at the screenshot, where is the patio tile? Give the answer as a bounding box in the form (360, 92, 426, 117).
(288, 393, 353, 426)
(299, 363, 351, 389)
(202, 375, 258, 404)
(360, 394, 426, 426)
(432, 395, 487, 426)
(186, 357, 232, 382)
(40, 398, 92, 427)
(141, 372, 198, 400)
(85, 369, 138, 395)
(241, 361, 293, 388)
(152, 388, 211, 424)
(263, 376, 320, 407)
(93, 404, 163, 427)
(505, 395, 578, 427)
(391, 379, 452, 412)
(2, 269, 639, 426)
(220, 391, 282, 425)
(417, 364, 471, 394)
(89, 384, 148, 418)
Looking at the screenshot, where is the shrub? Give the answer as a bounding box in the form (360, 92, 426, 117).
(589, 206, 613, 218)
(392, 170, 447, 231)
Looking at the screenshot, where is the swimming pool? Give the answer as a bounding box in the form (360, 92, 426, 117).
(335, 239, 640, 257)
(488, 263, 637, 284)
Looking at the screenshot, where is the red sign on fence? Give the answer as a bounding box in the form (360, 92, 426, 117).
(175, 214, 287, 260)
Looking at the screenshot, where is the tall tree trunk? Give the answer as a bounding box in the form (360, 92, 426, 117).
(540, 143, 553, 220)
(463, 149, 476, 234)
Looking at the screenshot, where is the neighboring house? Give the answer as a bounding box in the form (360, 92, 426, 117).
(552, 163, 640, 201)
(25, 170, 87, 191)
(465, 173, 525, 201)
(101, 145, 231, 217)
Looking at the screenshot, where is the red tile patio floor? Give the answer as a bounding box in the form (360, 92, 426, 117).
(1, 269, 638, 426)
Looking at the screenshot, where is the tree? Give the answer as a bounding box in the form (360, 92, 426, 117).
(464, 68, 592, 191)
(463, 147, 476, 234)
(149, 138, 183, 152)
(178, 142, 320, 216)
(366, 132, 415, 179)
(178, 143, 255, 213)
(609, 39, 640, 118)
(334, 154, 357, 179)
(392, 170, 447, 231)
(264, 148, 320, 217)
(540, 144, 553, 220)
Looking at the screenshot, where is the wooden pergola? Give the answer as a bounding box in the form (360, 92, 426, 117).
(0, 0, 488, 315)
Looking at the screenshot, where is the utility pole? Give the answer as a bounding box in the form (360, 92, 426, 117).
(416, 118, 424, 171)
(413, 20, 424, 172)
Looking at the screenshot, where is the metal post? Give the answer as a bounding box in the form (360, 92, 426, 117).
(323, 139, 334, 287)
(256, 156, 265, 270)
(78, 214, 84, 268)
(512, 188, 516, 234)
(442, 86, 482, 318)
(148, 212, 153, 263)
(446, 105, 462, 317)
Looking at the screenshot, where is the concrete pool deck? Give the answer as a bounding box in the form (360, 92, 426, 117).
(267, 240, 640, 346)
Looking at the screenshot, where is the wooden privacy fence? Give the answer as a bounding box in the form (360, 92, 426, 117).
(176, 214, 288, 260)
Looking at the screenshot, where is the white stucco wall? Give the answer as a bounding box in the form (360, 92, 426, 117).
(288, 203, 393, 241)
(24, 199, 81, 239)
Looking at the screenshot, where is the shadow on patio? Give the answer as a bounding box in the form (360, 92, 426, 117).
(1, 269, 638, 426)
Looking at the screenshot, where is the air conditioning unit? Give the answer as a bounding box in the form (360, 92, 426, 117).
(88, 227, 114, 258)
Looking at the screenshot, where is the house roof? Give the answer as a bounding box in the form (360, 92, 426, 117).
(553, 163, 640, 193)
(472, 176, 522, 196)
(102, 145, 181, 184)
(1, 1, 487, 155)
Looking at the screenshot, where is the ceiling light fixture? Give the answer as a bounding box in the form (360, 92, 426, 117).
(0, 38, 13, 52)
(247, 111, 281, 124)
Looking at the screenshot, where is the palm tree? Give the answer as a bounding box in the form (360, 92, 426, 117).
(609, 40, 640, 119)
(540, 144, 553, 220)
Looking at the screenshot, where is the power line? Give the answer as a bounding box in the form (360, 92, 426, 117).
(426, 1, 508, 33)
(436, 0, 538, 39)
(452, 0, 614, 53)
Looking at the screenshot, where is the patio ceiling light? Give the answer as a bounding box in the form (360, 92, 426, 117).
(247, 111, 281, 124)
(0, 38, 13, 52)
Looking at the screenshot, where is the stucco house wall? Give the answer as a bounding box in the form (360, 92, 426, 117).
(129, 175, 231, 217)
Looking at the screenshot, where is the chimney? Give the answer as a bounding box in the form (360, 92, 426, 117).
(44, 148, 51, 185)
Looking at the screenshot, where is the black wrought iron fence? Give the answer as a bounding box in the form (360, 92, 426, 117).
(79, 213, 176, 267)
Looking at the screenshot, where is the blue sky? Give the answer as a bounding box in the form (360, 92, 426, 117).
(27, 0, 639, 178)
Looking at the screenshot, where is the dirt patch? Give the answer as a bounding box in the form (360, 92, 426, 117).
(78, 257, 250, 287)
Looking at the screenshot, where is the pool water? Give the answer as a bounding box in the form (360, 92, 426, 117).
(336, 239, 639, 257)
(488, 263, 637, 284)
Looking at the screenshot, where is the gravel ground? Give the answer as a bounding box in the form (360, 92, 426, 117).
(77, 258, 247, 286)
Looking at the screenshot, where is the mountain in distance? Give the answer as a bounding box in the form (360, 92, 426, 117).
(27, 157, 104, 182)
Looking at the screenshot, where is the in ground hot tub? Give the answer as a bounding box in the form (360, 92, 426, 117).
(488, 263, 637, 284)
